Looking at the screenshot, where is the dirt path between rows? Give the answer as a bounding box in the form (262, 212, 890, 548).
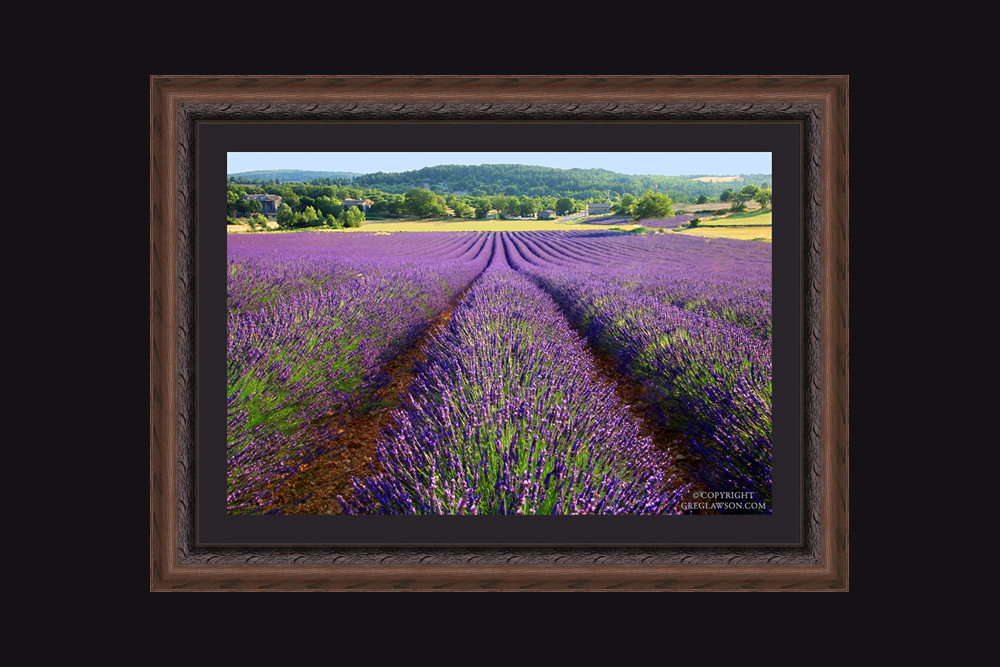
(269, 284, 474, 515)
(581, 343, 718, 514)
(268, 232, 714, 515)
(270, 295, 713, 515)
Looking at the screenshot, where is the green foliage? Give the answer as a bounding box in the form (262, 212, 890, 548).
(339, 206, 365, 228)
(276, 203, 294, 227)
(517, 196, 540, 217)
(754, 188, 772, 208)
(404, 187, 446, 218)
(689, 217, 701, 228)
(314, 196, 344, 218)
(633, 190, 674, 221)
(613, 193, 637, 217)
(241, 198, 263, 217)
(724, 185, 761, 213)
(290, 206, 323, 228)
(227, 190, 240, 215)
(350, 164, 771, 200)
(696, 195, 709, 204)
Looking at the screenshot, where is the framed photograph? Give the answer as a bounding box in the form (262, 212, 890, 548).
(150, 75, 849, 591)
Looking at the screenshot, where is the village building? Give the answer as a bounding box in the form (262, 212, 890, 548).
(538, 210, 557, 219)
(342, 198, 374, 214)
(241, 193, 283, 215)
(586, 203, 614, 216)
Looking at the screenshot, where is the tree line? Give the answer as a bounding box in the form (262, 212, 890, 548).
(228, 178, 772, 228)
(350, 164, 771, 202)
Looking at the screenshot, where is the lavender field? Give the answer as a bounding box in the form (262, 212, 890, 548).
(227, 230, 772, 515)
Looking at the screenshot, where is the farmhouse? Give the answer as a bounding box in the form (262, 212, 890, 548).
(586, 203, 614, 215)
(538, 210, 557, 219)
(342, 198, 374, 214)
(241, 193, 283, 214)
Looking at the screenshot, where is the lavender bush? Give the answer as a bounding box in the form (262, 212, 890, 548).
(227, 232, 492, 513)
(504, 231, 772, 513)
(340, 233, 687, 515)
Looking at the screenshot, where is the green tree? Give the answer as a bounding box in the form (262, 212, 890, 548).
(471, 197, 491, 219)
(404, 188, 444, 218)
(241, 198, 262, 218)
(491, 195, 510, 219)
(452, 201, 472, 218)
(730, 185, 760, 211)
(292, 206, 322, 227)
(555, 197, 581, 215)
(518, 196, 540, 217)
(276, 203, 294, 227)
(315, 196, 343, 219)
(696, 195, 709, 204)
(754, 188, 772, 209)
(339, 207, 365, 228)
(613, 193, 637, 216)
(281, 192, 301, 211)
(227, 190, 240, 215)
(633, 191, 674, 221)
(720, 189, 735, 203)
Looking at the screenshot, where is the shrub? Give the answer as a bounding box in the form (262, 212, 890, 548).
(689, 217, 701, 228)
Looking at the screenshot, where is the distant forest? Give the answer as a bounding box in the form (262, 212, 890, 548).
(228, 169, 359, 184)
(228, 165, 771, 202)
(351, 164, 771, 201)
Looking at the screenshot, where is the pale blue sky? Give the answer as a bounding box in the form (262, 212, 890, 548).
(227, 152, 770, 177)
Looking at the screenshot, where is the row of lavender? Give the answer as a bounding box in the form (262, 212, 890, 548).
(503, 231, 773, 514)
(341, 233, 688, 515)
(226, 232, 493, 514)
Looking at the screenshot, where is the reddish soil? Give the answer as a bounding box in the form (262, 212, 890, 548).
(268, 291, 468, 515)
(267, 282, 716, 516)
(583, 344, 718, 514)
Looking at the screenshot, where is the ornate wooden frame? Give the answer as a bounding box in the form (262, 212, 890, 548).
(150, 76, 848, 591)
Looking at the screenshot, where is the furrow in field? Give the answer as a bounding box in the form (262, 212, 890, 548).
(340, 233, 688, 515)
(227, 231, 494, 514)
(504, 230, 772, 514)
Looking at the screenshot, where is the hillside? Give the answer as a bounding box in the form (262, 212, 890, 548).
(350, 164, 770, 201)
(228, 169, 361, 183)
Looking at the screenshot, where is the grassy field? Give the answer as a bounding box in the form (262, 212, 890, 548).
(694, 209, 772, 226)
(360, 217, 639, 232)
(226, 211, 769, 237)
(674, 226, 772, 241)
(671, 208, 772, 241)
(227, 217, 640, 234)
(675, 201, 760, 213)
